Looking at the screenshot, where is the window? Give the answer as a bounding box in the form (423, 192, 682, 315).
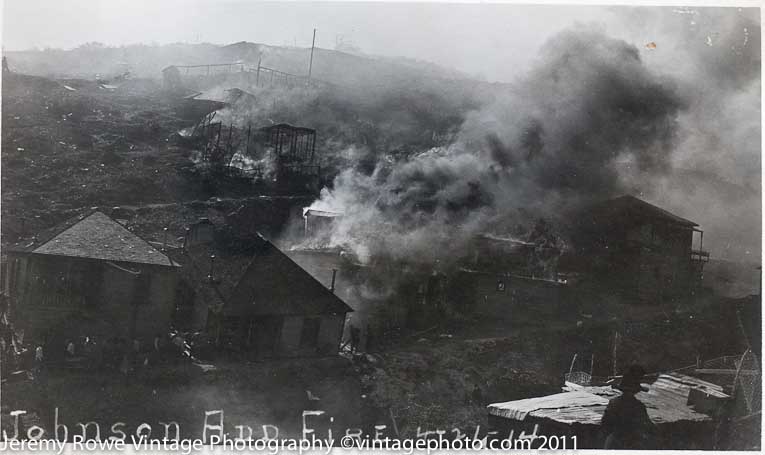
(299, 317, 321, 349)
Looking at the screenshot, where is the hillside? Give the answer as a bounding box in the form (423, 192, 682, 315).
(1, 41, 497, 248)
(4, 41, 471, 86)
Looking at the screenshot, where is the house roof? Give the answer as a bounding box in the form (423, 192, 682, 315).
(227, 235, 354, 316)
(27, 211, 175, 267)
(585, 195, 698, 228)
(487, 372, 728, 427)
(303, 208, 344, 218)
(175, 231, 353, 317)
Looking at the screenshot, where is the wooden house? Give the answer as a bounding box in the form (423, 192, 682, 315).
(174, 220, 353, 359)
(2, 211, 180, 354)
(570, 195, 709, 304)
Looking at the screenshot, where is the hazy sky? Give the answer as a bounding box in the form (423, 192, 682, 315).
(2, 0, 752, 83)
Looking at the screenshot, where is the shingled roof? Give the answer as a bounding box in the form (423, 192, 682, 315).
(28, 211, 175, 267)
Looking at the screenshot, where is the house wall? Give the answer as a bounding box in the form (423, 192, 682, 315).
(631, 223, 694, 304)
(275, 314, 345, 357)
(617, 222, 694, 304)
(279, 315, 303, 353)
(576, 220, 695, 305)
(317, 314, 345, 354)
(5, 253, 178, 347)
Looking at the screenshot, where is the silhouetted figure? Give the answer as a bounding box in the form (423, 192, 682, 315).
(65, 339, 75, 357)
(34, 343, 44, 364)
(350, 326, 361, 353)
(2, 56, 10, 73)
(601, 364, 658, 449)
(471, 384, 483, 404)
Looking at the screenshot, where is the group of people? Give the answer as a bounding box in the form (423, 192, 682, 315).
(13, 332, 183, 379)
(60, 334, 177, 373)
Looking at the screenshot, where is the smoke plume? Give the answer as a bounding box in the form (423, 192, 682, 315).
(606, 7, 760, 262)
(305, 26, 687, 264)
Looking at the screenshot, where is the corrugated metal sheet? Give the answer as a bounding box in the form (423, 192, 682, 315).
(303, 208, 343, 218)
(488, 373, 729, 427)
(488, 390, 609, 425)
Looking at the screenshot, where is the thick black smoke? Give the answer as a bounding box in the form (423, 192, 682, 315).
(608, 7, 760, 263)
(470, 27, 686, 196)
(306, 27, 687, 263)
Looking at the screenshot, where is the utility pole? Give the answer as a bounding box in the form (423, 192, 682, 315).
(308, 28, 317, 78)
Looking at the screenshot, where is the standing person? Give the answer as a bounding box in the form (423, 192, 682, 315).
(33, 342, 48, 392)
(83, 337, 96, 369)
(600, 364, 658, 449)
(350, 326, 361, 354)
(34, 343, 44, 364)
(151, 333, 162, 365)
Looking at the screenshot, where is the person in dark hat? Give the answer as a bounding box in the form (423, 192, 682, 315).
(600, 364, 658, 449)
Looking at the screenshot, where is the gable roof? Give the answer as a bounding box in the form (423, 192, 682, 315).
(172, 230, 353, 317)
(29, 211, 175, 267)
(584, 195, 698, 228)
(226, 235, 353, 316)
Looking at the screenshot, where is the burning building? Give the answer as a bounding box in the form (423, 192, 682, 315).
(288, 212, 569, 334)
(302, 207, 343, 243)
(1, 211, 181, 356)
(570, 195, 709, 305)
(181, 115, 322, 192)
(258, 123, 320, 184)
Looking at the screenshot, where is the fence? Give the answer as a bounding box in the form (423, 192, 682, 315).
(166, 61, 332, 90)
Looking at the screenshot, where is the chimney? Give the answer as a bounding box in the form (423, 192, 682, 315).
(330, 268, 337, 293)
